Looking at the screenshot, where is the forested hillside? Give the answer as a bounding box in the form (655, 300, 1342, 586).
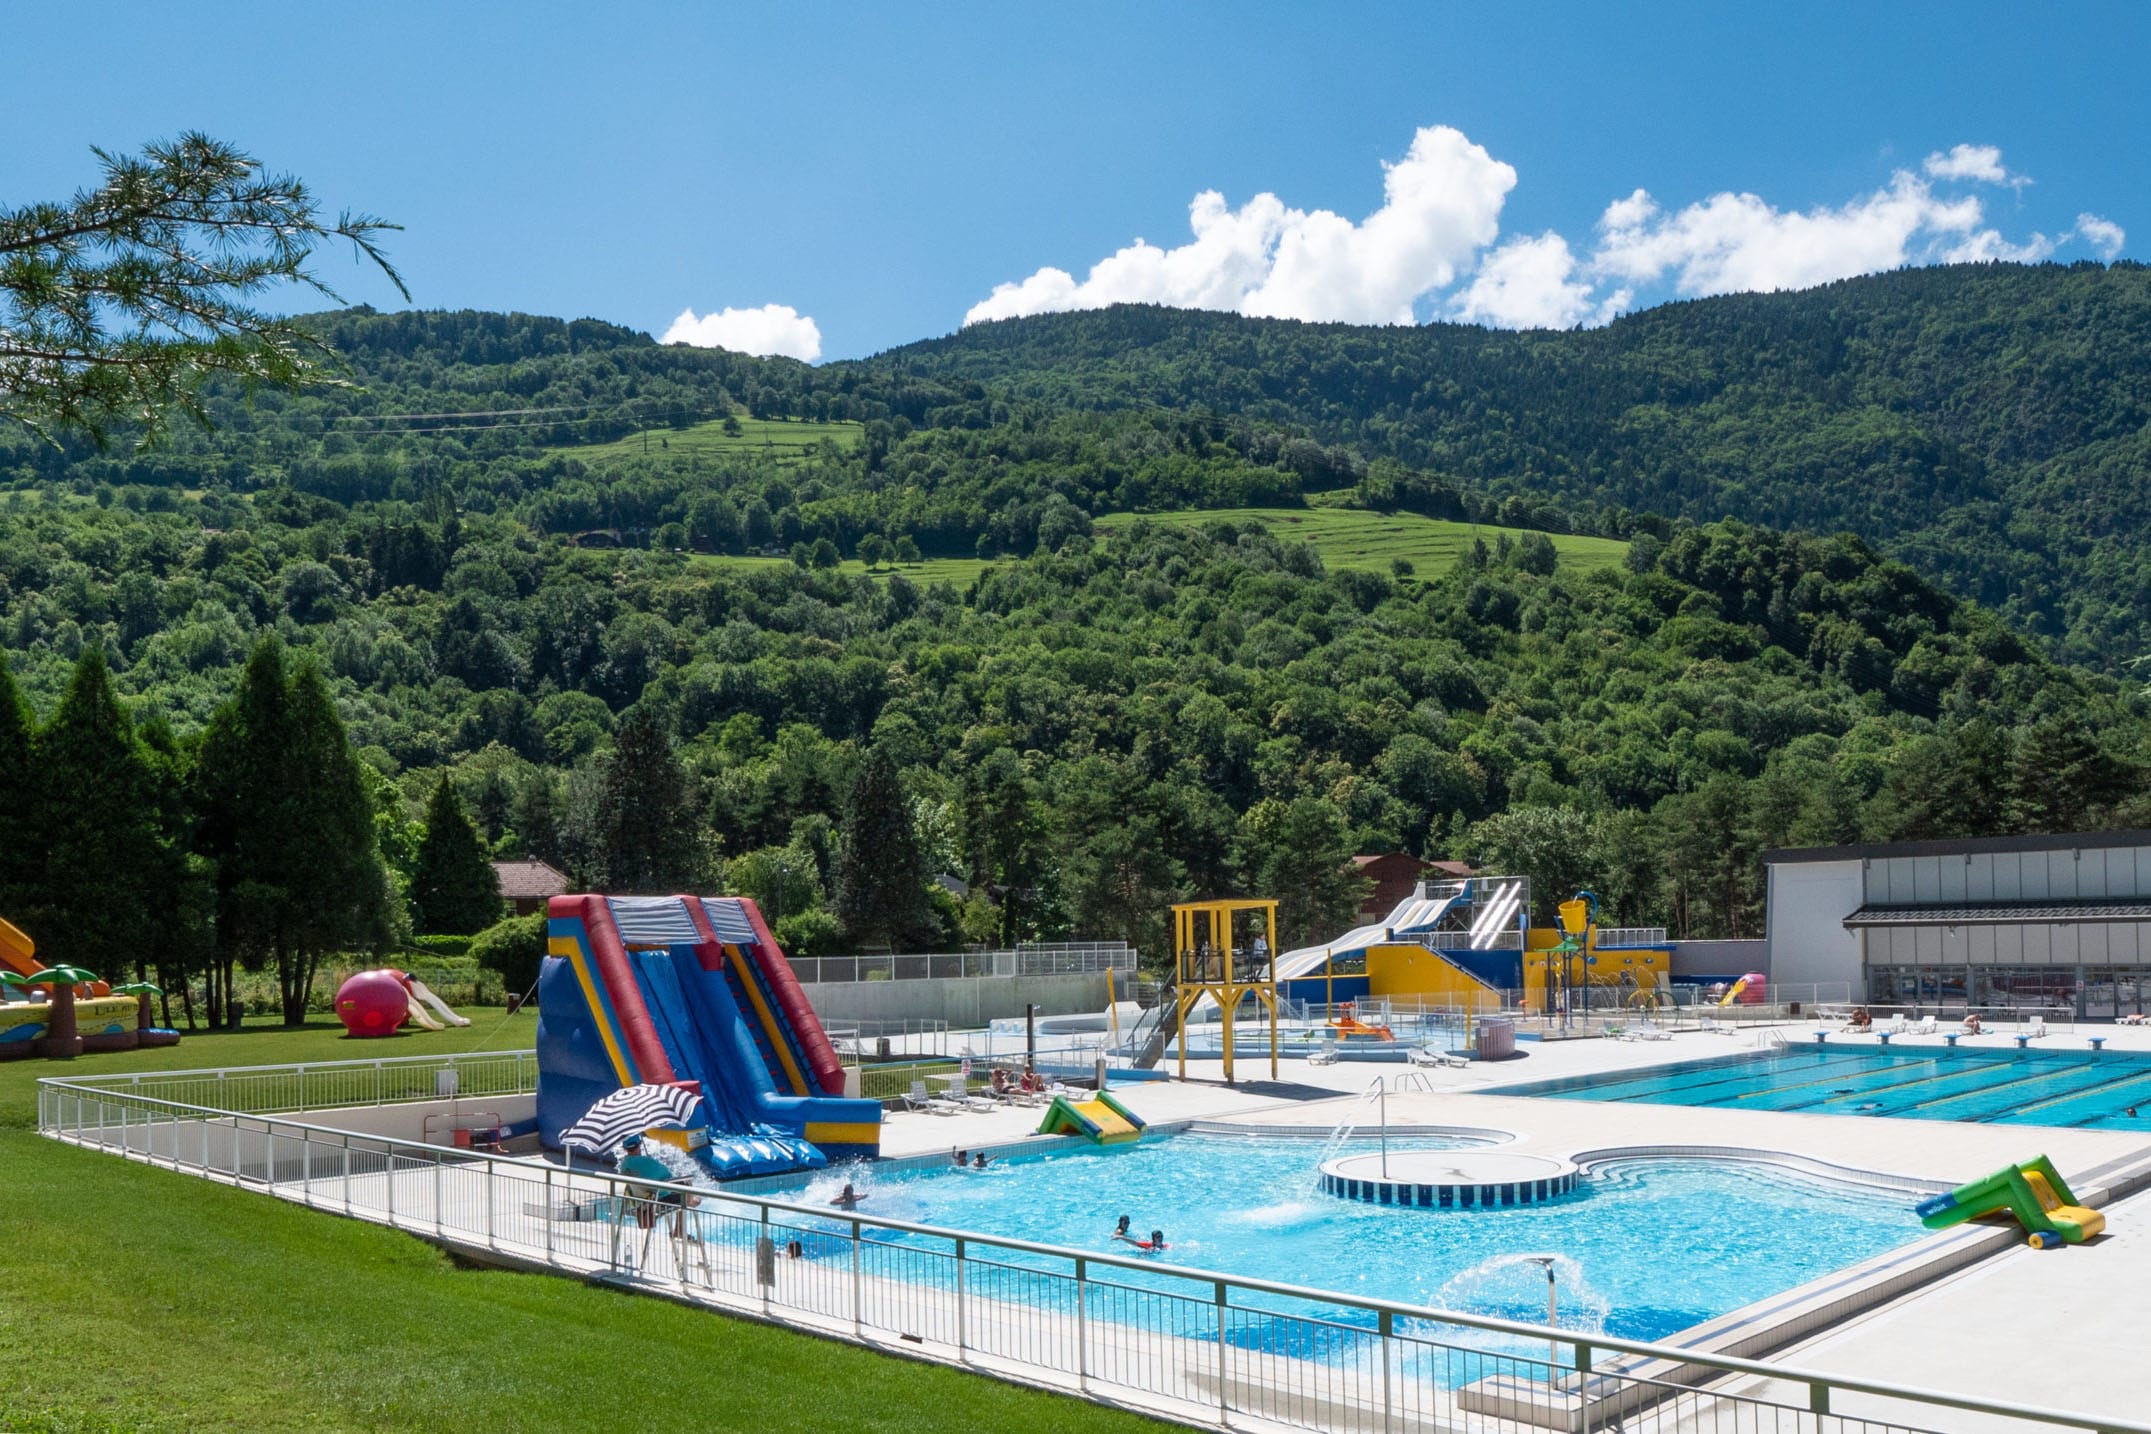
(3, 282, 2149, 1003)
(883, 262, 2151, 666)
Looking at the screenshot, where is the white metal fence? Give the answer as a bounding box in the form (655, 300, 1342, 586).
(35, 1056, 2147, 1433)
(794, 942, 1135, 985)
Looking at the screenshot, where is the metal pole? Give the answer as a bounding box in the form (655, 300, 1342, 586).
(851, 1217, 864, 1336)
(1214, 1280, 1229, 1421)
(1380, 1080, 1388, 1178)
(1076, 1256, 1088, 1389)
(1380, 1309, 1394, 1429)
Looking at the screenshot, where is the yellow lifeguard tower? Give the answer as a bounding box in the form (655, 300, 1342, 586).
(1170, 898, 1279, 1084)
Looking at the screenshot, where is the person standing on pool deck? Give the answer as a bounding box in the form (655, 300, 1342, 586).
(618, 1134, 693, 1234)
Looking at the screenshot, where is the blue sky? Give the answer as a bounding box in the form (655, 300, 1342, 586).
(5, 3, 2141, 359)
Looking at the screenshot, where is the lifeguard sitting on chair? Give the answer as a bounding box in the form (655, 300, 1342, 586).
(1330, 1002, 1395, 1042)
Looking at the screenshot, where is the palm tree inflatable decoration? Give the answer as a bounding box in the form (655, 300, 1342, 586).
(113, 981, 162, 1032)
(28, 965, 97, 1060)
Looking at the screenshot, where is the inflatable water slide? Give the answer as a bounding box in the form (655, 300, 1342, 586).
(537, 894, 881, 1177)
(1917, 1156, 2106, 1246)
(1036, 1090, 1147, 1144)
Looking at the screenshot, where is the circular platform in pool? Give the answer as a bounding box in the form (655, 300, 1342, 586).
(1319, 1150, 1579, 1209)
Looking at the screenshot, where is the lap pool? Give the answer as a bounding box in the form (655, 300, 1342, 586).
(1497, 1045, 2151, 1129)
(741, 1132, 1922, 1349)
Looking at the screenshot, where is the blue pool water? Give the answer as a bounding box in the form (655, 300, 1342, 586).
(1499, 1046, 2151, 1128)
(746, 1133, 1921, 1348)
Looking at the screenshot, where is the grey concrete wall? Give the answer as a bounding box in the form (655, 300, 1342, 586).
(1668, 939, 1767, 978)
(802, 970, 1124, 1028)
(1866, 842, 2151, 904)
(1767, 858, 1865, 992)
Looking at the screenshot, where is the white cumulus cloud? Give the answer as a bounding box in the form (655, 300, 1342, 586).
(661, 303, 823, 361)
(1923, 143, 2012, 185)
(962, 130, 2124, 334)
(964, 125, 1513, 327)
(1590, 171, 2020, 298)
(2074, 212, 2127, 259)
(1451, 233, 1594, 329)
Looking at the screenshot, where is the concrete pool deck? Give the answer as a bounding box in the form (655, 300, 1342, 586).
(880, 1019, 2151, 1425)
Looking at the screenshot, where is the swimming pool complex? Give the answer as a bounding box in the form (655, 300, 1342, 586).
(746, 1133, 1921, 1350)
(1499, 1045, 2151, 1129)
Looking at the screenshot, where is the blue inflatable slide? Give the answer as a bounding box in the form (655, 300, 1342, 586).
(537, 893, 882, 1178)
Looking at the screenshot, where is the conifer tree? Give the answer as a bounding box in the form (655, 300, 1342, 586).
(595, 707, 697, 892)
(279, 660, 392, 1020)
(28, 648, 162, 974)
(196, 638, 390, 1024)
(411, 775, 503, 934)
(0, 655, 35, 922)
(193, 637, 296, 1026)
(833, 746, 932, 951)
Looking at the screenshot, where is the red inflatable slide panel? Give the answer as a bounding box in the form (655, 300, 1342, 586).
(734, 897, 849, 1098)
(550, 893, 677, 1088)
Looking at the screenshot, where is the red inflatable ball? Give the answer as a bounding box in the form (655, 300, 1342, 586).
(335, 969, 410, 1038)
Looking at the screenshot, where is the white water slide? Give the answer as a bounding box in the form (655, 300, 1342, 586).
(1170, 879, 1526, 1026)
(403, 977, 471, 1030)
(1274, 878, 1526, 983)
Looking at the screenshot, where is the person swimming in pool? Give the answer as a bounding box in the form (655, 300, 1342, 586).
(1111, 1219, 1166, 1252)
(972, 1152, 992, 1169)
(830, 1181, 865, 1210)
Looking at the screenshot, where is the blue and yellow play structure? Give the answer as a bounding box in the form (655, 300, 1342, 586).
(537, 893, 881, 1178)
(1274, 879, 1668, 1016)
(1036, 1090, 1147, 1144)
(1916, 1156, 2106, 1246)
(1524, 892, 1670, 1012)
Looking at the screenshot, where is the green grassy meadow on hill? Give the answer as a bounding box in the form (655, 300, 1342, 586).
(1094, 506, 1628, 576)
(687, 551, 995, 587)
(686, 506, 1618, 587)
(563, 414, 864, 467)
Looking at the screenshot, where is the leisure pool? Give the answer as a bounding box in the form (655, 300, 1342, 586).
(1495, 1044, 2151, 1129)
(742, 1132, 1923, 1349)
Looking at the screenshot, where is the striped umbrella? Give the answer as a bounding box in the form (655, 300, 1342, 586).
(562, 1084, 703, 1156)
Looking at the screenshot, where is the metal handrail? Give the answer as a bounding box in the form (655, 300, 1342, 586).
(35, 1068, 2151, 1434)
(48, 1047, 533, 1088)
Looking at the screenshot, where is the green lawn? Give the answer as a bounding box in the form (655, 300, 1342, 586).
(562, 415, 864, 467)
(0, 1019, 1171, 1434)
(1094, 506, 1629, 575)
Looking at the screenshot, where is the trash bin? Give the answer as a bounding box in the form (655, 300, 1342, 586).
(875, 1037, 890, 1060)
(1475, 1018, 1516, 1060)
(1789, 1001, 1802, 1017)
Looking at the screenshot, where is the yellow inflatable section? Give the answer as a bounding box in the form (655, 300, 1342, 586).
(0, 914, 38, 979)
(1036, 1090, 1147, 1144)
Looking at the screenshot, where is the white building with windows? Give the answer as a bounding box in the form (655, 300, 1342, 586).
(1764, 829, 2151, 1020)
